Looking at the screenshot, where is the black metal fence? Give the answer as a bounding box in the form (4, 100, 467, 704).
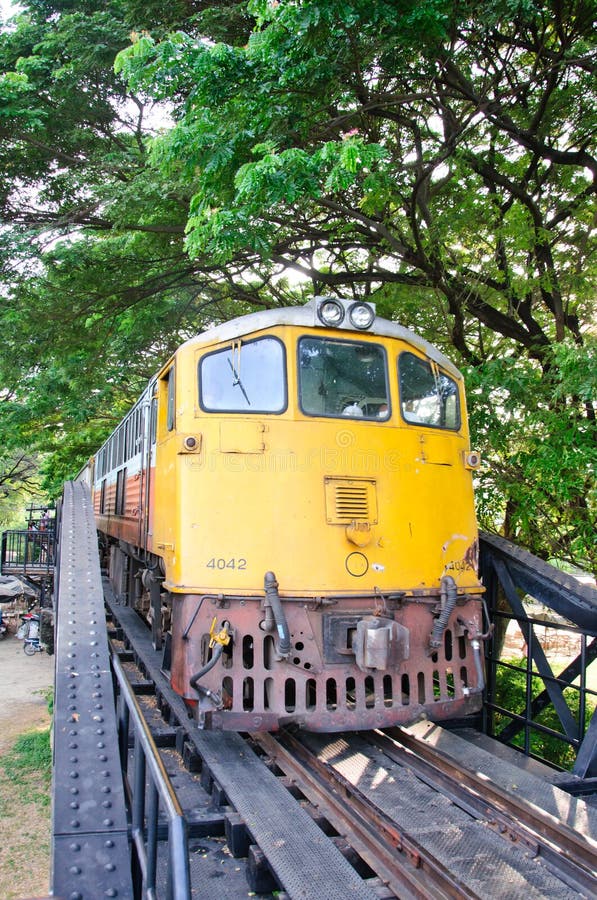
(479, 532, 597, 783)
(112, 650, 191, 899)
(1, 528, 55, 577)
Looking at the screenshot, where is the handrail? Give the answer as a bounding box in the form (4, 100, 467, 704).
(0, 527, 56, 577)
(479, 531, 597, 632)
(111, 649, 192, 900)
(479, 532, 597, 780)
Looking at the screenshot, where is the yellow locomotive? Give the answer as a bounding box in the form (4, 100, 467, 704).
(86, 297, 485, 731)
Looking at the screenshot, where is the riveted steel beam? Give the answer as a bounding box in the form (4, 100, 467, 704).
(52, 481, 133, 900)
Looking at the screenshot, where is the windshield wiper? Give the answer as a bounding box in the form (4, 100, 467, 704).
(227, 357, 251, 406)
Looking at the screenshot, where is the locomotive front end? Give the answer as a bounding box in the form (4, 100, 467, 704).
(153, 298, 486, 732)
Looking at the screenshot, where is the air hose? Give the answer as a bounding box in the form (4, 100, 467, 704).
(189, 642, 223, 691)
(263, 571, 291, 660)
(189, 618, 231, 692)
(429, 574, 458, 650)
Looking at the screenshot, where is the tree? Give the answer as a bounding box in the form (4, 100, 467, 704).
(0, 1, 595, 571)
(0, 0, 270, 504)
(0, 450, 42, 525)
(115, 0, 596, 570)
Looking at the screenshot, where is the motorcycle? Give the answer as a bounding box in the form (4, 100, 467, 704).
(18, 611, 43, 655)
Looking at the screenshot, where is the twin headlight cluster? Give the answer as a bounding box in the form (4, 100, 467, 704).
(316, 297, 376, 331)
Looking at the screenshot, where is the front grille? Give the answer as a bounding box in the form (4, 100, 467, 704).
(325, 478, 378, 524)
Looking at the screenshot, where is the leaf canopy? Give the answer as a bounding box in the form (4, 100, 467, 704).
(0, 0, 595, 570)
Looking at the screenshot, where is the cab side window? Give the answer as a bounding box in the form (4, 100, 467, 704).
(157, 366, 176, 437)
(166, 368, 175, 431)
(199, 337, 287, 413)
(398, 352, 460, 430)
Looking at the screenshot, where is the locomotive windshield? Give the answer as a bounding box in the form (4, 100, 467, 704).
(299, 337, 389, 419)
(398, 352, 460, 429)
(200, 337, 287, 413)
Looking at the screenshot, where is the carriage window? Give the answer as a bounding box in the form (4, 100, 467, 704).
(299, 337, 389, 419)
(115, 467, 127, 516)
(398, 352, 460, 429)
(200, 337, 286, 413)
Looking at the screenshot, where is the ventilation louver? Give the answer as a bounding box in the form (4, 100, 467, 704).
(324, 478, 378, 524)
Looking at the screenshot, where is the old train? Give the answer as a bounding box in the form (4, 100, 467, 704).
(80, 296, 486, 731)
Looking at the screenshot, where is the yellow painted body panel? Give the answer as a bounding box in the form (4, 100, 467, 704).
(152, 326, 481, 597)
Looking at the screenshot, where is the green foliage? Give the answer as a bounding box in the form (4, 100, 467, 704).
(0, 451, 43, 526)
(0, 0, 595, 572)
(493, 659, 596, 770)
(466, 338, 597, 572)
(2, 728, 52, 806)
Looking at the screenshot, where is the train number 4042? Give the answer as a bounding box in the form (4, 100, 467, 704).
(206, 557, 247, 570)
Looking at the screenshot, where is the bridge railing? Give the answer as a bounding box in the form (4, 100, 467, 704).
(479, 532, 597, 784)
(112, 649, 191, 899)
(1, 528, 55, 577)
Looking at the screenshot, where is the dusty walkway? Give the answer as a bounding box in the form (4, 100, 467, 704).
(0, 632, 54, 752)
(0, 632, 55, 900)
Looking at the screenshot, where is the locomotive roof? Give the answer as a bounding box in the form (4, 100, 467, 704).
(178, 298, 462, 379)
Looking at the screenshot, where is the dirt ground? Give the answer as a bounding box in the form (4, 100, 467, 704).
(0, 631, 54, 900)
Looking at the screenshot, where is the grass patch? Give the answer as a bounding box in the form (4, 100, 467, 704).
(1, 727, 52, 807)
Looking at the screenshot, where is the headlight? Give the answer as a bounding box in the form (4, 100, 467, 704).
(317, 298, 345, 327)
(349, 302, 375, 330)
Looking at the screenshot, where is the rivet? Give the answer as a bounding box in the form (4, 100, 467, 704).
(103, 818, 114, 826)
(69, 843, 81, 852)
(104, 840, 114, 848)
(69, 771, 79, 779)
(102, 801, 112, 809)
(104, 863, 115, 871)
(105, 889, 118, 897)
(70, 819, 80, 828)
(70, 787, 79, 795)
(70, 802, 79, 810)
(69, 865, 81, 875)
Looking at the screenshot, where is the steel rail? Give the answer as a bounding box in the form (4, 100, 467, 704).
(254, 731, 481, 900)
(380, 727, 597, 897)
(111, 649, 192, 900)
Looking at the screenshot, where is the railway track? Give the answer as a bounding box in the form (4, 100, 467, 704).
(104, 586, 597, 899)
(51, 484, 597, 899)
(48, 483, 597, 900)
